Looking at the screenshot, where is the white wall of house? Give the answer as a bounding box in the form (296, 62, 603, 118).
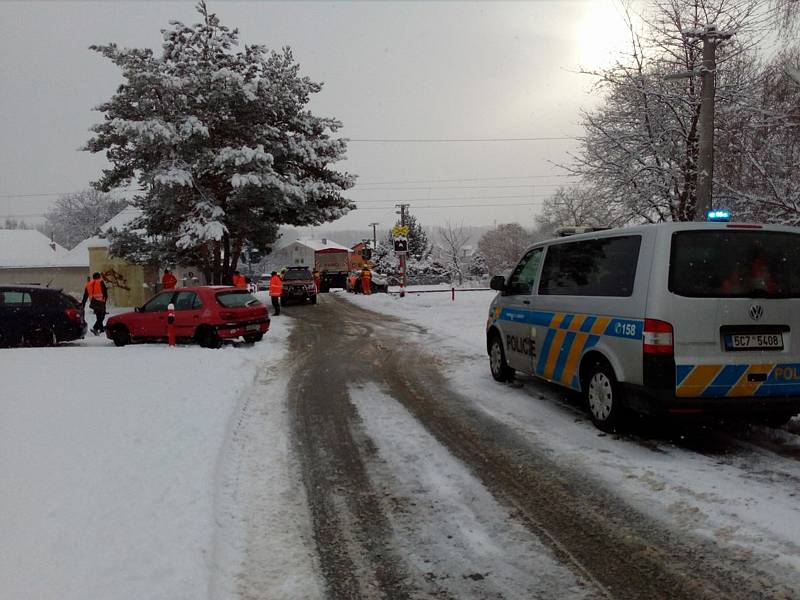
(0, 266, 88, 300)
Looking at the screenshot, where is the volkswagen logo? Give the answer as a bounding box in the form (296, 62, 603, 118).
(749, 304, 764, 321)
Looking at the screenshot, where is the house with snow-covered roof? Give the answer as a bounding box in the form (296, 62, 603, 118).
(265, 238, 351, 272)
(0, 229, 89, 299)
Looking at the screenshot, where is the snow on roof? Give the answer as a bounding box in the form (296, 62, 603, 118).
(0, 229, 83, 268)
(280, 238, 350, 252)
(67, 207, 142, 258)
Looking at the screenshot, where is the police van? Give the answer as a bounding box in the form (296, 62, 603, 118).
(486, 222, 800, 431)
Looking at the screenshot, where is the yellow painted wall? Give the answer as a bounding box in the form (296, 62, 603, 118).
(88, 246, 159, 308)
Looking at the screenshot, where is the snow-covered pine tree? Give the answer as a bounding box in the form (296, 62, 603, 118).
(467, 252, 489, 279)
(84, 1, 355, 283)
(393, 212, 430, 261)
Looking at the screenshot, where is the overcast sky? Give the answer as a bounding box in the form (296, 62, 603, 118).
(0, 0, 631, 233)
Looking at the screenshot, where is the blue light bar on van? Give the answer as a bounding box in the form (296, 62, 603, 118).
(706, 209, 731, 222)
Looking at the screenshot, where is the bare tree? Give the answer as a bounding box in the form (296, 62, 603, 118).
(568, 0, 765, 222)
(477, 223, 533, 276)
(539, 185, 627, 232)
(438, 221, 471, 285)
(3, 218, 32, 230)
(40, 190, 128, 250)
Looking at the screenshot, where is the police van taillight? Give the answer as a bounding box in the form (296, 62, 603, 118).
(643, 319, 674, 355)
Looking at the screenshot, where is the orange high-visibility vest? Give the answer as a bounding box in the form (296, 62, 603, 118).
(85, 279, 104, 302)
(232, 274, 247, 289)
(269, 275, 283, 297)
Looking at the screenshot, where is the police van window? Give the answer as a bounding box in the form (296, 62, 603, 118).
(538, 235, 641, 297)
(669, 230, 800, 298)
(507, 248, 543, 295)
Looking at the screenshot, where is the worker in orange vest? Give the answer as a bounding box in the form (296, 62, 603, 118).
(81, 272, 109, 335)
(268, 271, 283, 315)
(313, 269, 321, 293)
(361, 266, 372, 295)
(162, 269, 178, 290)
(232, 270, 247, 289)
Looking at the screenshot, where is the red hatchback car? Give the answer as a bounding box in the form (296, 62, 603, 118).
(106, 286, 270, 348)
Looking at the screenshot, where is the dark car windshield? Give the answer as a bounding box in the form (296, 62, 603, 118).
(216, 291, 261, 307)
(669, 230, 800, 298)
(284, 269, 312, 281)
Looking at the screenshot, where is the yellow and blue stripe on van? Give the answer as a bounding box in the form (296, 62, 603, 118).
(495, 308, 643, 390)
(676, 363, 800, 397)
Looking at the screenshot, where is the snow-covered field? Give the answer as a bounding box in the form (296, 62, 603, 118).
(0, 303, 318, 600)
(341, 287, 800, 588)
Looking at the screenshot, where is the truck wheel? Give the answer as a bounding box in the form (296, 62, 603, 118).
(243, 333, 264, 343)
(583, 359, 627, 432)
(488, 333, 514, 382)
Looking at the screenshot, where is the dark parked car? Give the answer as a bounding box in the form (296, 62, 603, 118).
(0, 285, 86, 347)
(281, 267, 318, 304)
(105, 286, 270, 348)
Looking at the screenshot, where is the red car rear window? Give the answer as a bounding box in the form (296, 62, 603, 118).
(216, 291, 262, 308)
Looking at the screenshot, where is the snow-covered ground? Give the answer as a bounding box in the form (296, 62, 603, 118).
(0, 301, 318, 600)
(341, 287, 800, 588)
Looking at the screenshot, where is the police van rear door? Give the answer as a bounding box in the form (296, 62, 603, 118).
(663, 225, 800, 398)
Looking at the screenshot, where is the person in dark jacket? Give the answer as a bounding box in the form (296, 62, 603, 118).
(81, 272, 109, 335)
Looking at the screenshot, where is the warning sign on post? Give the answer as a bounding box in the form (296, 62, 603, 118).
(391, 225, 410, 238)
(393, 236, 408, 254)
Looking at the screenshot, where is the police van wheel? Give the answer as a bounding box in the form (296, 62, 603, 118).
(489, 334, 515, 382)
(584, 361, 626, 432)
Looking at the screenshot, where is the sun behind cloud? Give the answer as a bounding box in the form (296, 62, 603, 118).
(575, 0, 633, 70)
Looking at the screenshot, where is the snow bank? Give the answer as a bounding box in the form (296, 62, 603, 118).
(0, 318, 296, 600)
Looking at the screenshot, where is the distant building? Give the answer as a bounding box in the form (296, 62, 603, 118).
(266, 238, 350, 272)
(0, 229, 88, 299)
(350, 241, 374, 270)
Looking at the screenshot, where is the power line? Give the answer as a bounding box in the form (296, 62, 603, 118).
(348, 136, 578, 143)
(354, 202, 541, 211)
(357, 174, 577, 185)
(0, 175, 580, 200)
(353, 183, 567, 192)
(353, 193, 551, 204)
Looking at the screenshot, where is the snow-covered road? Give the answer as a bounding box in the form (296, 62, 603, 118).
(341, 287, 800, 594)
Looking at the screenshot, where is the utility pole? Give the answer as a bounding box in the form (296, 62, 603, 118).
(395, 204, 409, 297)
(683, 25, 732, 220)
(368, 222, 379, 250)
